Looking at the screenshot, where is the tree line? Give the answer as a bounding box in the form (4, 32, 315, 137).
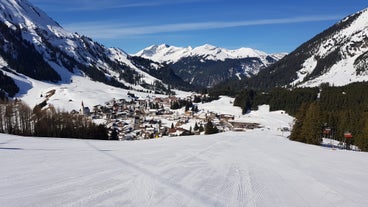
(233, 83, 368, 151)
(0, 99, 108, 140)
(233, 87, 319, 115)
(290, 83, 368, 151)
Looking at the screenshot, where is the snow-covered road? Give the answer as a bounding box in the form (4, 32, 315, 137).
(1, 130, 367, 207)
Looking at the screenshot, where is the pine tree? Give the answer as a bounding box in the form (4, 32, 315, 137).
(110, 129, 118, 140)
(194, 122, 199, 131)
(199, 124, 204, 132)
(355, 116, 368, 151)
(171, 101, 180, 110)
(185, 104, 190, 112)
(290, 103, 309, 142)
(205, 120, 219, 135)
(300, 102, 322, 145)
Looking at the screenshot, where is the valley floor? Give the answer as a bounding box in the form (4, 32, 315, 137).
(1, 129, 367, 207)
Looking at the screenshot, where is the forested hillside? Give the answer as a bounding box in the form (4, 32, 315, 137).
(233, 83, 368, 151)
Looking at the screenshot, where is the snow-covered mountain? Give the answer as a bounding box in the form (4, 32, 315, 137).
(135, 44, 285, 88)
(135, 44, 284, 64)
(249, 8, 368, 88)
(0, 0, 189, 102)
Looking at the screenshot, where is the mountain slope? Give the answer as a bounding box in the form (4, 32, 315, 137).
(2, 116, 368, 206)
(0, 0, 189, 100)
(135, 44, 285, 88)
(248, 8, 368, 88)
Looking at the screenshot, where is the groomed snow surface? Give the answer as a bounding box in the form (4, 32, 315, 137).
(1, 107, 368, 207)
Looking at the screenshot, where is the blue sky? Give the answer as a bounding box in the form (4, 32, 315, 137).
(29, 0, 367, 54)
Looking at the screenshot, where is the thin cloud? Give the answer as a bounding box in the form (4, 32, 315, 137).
(31, 0, 210, 11)
(64, 15, 341, 39)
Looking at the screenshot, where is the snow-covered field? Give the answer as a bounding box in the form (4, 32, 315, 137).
(1, 107, 367, 207)
(7, 71, 191, 112)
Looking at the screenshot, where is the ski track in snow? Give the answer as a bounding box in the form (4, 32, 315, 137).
(1, 129, 368, 207)
(85, 141, 220, 207)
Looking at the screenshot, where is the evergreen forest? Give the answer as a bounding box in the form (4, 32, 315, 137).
(230, 82, 368, 151)
(0, 99, 108, 140)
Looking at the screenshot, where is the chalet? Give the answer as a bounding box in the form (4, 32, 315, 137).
(147, 109, 158, 116)
(185, 111, 193, 117)
(116, 111, 127, 119)
(93, 104, 103, 113)
(229, 121, 261, 130)
(220, 114, 235, 121)
(137, 97, 147, 106)
(168, 127, 186, 137)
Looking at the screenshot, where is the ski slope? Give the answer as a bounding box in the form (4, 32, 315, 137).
(1, 108, 367, 207)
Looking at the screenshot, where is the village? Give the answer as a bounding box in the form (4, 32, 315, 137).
(80, 92, 262, 140)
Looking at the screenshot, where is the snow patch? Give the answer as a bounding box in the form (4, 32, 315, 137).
(292, 56, 318, 86)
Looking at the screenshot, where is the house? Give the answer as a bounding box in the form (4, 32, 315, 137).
(168, 127, 186, 137)
(148, 109, 158, 116)
(137, 97, 147, 106)
(93, 104, 103, 111)
(229, 121, 261, 130)
(220, 114, 235, 121)
(82, 107, 90, 116)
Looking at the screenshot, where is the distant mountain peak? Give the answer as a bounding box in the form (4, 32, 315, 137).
(197, 44, 217, 50)
(134, 44, 285, 88)
(134, 44, 284, 64)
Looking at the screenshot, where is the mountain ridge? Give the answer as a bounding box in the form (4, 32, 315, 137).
(134, 43, 285, 64)
(135, 44, 285, 88)
(246, 7, 368, 89)
(0, 0, 191, 100)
